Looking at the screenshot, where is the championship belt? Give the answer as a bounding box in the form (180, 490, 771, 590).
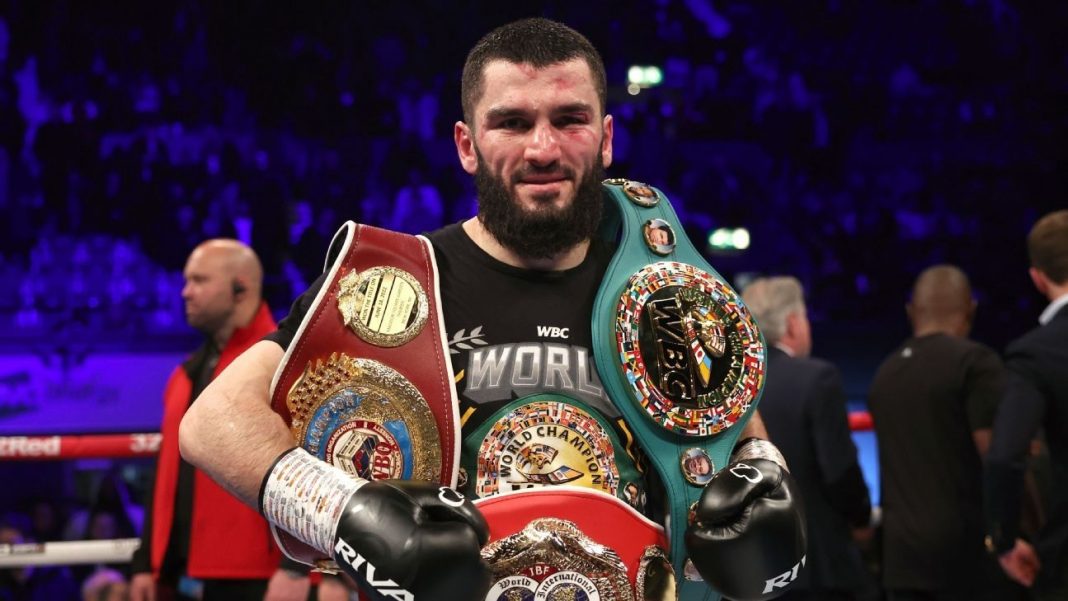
(467, 392, 676, 599)
(462, 393, 642, 503)
(268, 221, 460, 568)
(476, 487, 675, 600)
(592, 181, 767, 601)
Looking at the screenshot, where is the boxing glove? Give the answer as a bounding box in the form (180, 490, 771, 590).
(260, 447, 491, 601)
(684, 439, 807, 601)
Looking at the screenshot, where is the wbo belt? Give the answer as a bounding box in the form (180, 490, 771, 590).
(476, 487, 674, 600)
(268, 221, 461, 568)
(592, 180, 767, 601)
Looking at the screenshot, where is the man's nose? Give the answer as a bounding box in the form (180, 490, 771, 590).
(524, 122, 561, 166)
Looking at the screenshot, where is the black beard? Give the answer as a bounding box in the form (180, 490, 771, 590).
(474, 152, 606, 261)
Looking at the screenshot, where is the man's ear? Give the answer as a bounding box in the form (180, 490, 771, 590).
(785, 311, 802, 339)
(1029, 267, 1050, 297)
(601, 114, 614, 169)
(455, 121, 478, 175)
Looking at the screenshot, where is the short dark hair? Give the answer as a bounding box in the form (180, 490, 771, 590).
(1028, 209, 1068, 284)
(461, 18, 607, 126)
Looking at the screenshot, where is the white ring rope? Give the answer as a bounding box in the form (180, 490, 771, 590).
(0, 538, 140, 567)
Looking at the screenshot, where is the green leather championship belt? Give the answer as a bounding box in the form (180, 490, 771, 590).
(592, 180, 767, 601)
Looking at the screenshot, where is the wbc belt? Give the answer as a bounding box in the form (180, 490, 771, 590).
(592, 181, 767, 601)
(268, 221, 460, 568)
(476, 487, 674, 600)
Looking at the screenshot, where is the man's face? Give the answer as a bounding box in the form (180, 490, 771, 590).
(181, 248, 236, 336)
(455, 59, 614, 258)
(648, 227, 670, 247)
(686, 454, 711, 476)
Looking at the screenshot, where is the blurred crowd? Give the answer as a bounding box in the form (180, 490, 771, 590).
(0, 1, 1066, 598)
(1, 469, 142, 601)
(0, 1, 1062, 351)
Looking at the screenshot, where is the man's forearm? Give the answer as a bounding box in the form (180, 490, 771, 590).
(179, 340, 294, 508)
(739, 409, 768, 439)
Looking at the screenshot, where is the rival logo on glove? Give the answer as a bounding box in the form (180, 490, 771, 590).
(763, 555, 806, 594)
(335, 539, 414, 601)
(729, 462, 763, 484)
(437, 486, 466, 508)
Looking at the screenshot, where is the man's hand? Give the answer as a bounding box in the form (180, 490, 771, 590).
(263, 568, 311, 601)
(684, 440, 807, 601)
(998, 538, 1040, 587)
(317, 575, 353, 601)
(851, 525, 875, 547)
(129, 573, 155, 601)
(262, 448, 491, 601)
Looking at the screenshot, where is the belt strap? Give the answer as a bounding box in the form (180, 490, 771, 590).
(591, 181, 767, 601)
(268, 221, 461, 565)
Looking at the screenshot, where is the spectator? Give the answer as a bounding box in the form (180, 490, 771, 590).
(0, 513, 79, 601)
(389, 165, 445, 234)
(81, 568, 128, 601)
(986, 209, 1068, 595)
(868, 264, 1020, 601)
(743, 276, 877, 601)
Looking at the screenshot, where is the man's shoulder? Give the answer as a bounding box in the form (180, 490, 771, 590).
(946, 335, 1001, 365)
(770, 349, 836, 371)
(888, 334, 996, 365)
(425, 221, 465, 249)
(769, 352, 839, 386)
(1008, 315, 1068, 353)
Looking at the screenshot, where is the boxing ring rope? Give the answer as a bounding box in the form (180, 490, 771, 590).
(0, 413, 875, 567)
(0, 539, 141, 567)
(0, 433, 162, 460)
(0, 432, 162, 567)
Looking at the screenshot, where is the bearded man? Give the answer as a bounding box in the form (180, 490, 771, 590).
(177, 18, 803, 601)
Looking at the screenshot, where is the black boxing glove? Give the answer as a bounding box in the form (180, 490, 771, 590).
(260, 447, 491, 601)
(684, 439, 807, 601)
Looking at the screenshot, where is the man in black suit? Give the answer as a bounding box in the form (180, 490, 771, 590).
(743, 276, 875, 600)
(986, 209, 1068, 598)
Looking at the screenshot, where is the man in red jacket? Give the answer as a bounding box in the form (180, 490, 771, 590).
(129, 239, 296, 601)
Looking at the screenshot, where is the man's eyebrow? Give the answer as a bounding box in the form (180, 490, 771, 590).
(484, 107, 530, 122)
(552, 102, 594, 115)
(483, 102, 595, 122)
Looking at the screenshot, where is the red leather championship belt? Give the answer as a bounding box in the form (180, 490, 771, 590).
(476, 488, 675, 600)
(268, 221, 460, 568)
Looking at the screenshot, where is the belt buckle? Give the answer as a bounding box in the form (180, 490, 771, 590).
(482, 517, 634, 600)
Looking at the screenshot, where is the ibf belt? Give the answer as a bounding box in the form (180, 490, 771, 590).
(268, 221, 460, 568)
(592, 181, 766, 601)
(476, 487, 675, 600)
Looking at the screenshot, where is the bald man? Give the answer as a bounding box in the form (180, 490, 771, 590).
(868, 265, 1018, 601)
(130, 240, 295, 601)
(180, 240, 265, 349)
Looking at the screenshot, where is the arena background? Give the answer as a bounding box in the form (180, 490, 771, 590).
(0, 0, 1064, 584)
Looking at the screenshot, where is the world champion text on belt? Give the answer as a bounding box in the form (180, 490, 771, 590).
(475, 399, 622, 499)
